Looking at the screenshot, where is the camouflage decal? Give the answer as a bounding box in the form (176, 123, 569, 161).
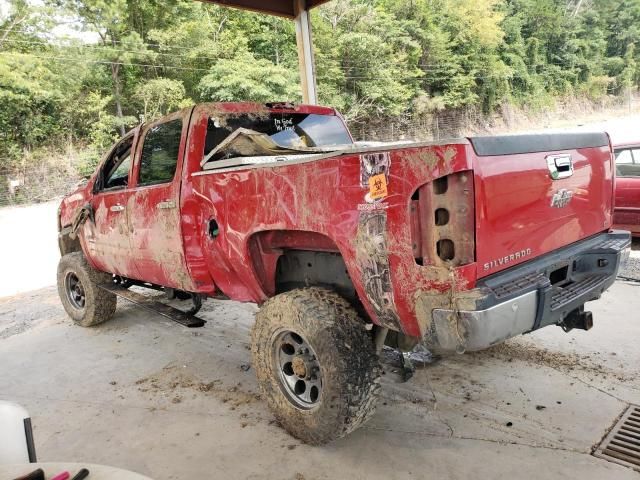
(360, 152, 391, 188)
(354, 210, 402, 331)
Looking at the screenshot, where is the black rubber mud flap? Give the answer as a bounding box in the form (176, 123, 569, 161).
(98, 283, 206, 328)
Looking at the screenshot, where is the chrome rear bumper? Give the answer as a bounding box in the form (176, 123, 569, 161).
(424, 231, 631, 353)
(431, 291, 538, 353)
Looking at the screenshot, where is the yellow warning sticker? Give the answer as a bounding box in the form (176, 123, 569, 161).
(368, 173, 388, 200)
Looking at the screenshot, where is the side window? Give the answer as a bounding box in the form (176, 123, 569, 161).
(97, 136, 133, 191)
(616, 148, 640, 178)
(138, 119, 183, 186)
(615, 149, 633, 165)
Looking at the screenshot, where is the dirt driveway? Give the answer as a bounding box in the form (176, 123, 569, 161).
(1, 203, 639, 479)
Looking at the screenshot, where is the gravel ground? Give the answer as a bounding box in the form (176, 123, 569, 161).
(618, 239, 640, 281)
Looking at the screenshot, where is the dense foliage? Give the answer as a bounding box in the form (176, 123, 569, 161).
(0, 0, 639, 172)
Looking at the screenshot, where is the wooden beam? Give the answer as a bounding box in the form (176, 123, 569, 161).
(198, 0, 331, 19)
(198, 0, 325, 104)
(294, 0, 318, 105)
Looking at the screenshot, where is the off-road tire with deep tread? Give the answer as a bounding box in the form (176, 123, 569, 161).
(251, 287, 381, 445)
(57, 252, 117, 327)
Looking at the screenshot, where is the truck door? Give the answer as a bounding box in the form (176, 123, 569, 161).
(128, 111, 194, 291)
(84, 133, 140, 278)
(614, 147, 640, 234)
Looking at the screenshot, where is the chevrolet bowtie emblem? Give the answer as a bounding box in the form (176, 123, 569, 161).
(551, 189, 574, 208)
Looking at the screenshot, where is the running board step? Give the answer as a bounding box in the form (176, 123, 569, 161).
(98, 284, 206, 328)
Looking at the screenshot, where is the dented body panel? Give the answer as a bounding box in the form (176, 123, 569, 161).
(58, 102, 630, 351)
(183, 104, 474, 337)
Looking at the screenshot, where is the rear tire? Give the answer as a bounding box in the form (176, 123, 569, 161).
(57, 252, 117, 327)
(251, 288, 381, 445)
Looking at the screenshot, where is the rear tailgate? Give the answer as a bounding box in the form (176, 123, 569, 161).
(471, 132, 614, 278)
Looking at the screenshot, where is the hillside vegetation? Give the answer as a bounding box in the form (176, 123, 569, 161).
(0, 0, 639, 198)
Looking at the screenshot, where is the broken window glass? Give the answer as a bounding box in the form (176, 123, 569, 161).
(96, 135, 133, 191)
(203, 113, 352, 162)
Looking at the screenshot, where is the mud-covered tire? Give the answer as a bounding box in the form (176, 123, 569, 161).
(251, 288, 381, 445)
(57, 252, 117, 327)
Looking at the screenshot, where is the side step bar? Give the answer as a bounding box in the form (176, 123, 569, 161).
(98, 283, 206, 328)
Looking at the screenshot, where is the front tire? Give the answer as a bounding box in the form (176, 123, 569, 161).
(57, 252, 117, 327)
(251, 288, 381, 445)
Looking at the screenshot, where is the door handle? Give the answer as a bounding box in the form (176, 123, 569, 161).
(110, 204, 125, 212)
(546, 154, 573, 179)
(157, 200, 176, 210)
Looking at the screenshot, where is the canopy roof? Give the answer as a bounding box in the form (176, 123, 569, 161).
(199, 0, 331, 19)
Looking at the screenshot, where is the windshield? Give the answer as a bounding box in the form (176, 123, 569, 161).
(204, 112, 352, 159)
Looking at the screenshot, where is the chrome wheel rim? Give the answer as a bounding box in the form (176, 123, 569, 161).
(272, 330, 322, 409)
(65, 272, 86, 310)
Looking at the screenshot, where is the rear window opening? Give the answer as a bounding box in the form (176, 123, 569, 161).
(203, 112, 353, 162)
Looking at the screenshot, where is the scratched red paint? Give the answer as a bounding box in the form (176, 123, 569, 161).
(59, 102, 615, 338)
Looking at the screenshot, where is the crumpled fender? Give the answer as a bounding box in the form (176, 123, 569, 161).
(69, 203, 94, 239)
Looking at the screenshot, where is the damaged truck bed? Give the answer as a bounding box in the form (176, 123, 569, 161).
(56, 101, 631, 444)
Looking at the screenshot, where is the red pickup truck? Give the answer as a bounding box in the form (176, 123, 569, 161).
(57, 102, 630, 444)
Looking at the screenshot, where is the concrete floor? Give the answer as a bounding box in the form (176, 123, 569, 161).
(1, 203, 639, 479)
(0, 201, 59, 297)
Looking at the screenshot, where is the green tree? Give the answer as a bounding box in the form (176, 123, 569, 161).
(197, 50, 298, 103)
(134, 78, 187, 120)
(60, 0, 155, 135)
(2, 0, 640, 181)
(620, 43, 637, 103)
(0, 53, 65, 165)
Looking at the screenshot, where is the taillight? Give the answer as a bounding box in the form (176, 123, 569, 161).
(410, 171, 475, 267)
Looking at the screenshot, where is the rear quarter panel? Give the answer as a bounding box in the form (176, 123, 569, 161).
(183, 111, 475, 337)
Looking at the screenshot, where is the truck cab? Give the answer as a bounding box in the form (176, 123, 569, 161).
(59, 103, 352, 292)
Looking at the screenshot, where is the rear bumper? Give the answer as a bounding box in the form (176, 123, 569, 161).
(426, 230, 631, 353)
